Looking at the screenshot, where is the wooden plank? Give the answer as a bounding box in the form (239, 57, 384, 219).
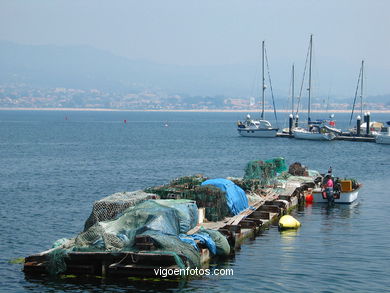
(334, 135, 375, 142)
(259, 205, 281, 214)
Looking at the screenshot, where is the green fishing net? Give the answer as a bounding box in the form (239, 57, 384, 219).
(47, 199, 200, 275)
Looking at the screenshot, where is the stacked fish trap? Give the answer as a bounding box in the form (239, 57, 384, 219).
(243, 157, 287, 190)
(145, 175, 229, 222)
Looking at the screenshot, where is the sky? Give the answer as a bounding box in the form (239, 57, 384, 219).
(0, 0, 389, 96)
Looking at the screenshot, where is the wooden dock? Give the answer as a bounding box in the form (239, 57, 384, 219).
(23, 181, 311, 279)
(276, 133, 294, 138)
(334, 135, 375, 142)
(276, 132, 375, 142)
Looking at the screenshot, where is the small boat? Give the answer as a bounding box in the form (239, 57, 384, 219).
(312, 178, 362, 204)
(237, 115, 278, 137)
(237, 41, 278, 138)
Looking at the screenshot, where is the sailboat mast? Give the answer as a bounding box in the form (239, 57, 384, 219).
(261, 40, 265, 120)
(292, 64, 295, 115)
(349, 60, 364, 126)
(308, 34, 313, 124)
(360, 60, 364, 117)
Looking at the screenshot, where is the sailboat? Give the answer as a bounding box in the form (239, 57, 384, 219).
(237, 41, 278, 137)
(293, 35, 337, 141)
(282, 63, 301, 134)
(348, 61, 383, 136)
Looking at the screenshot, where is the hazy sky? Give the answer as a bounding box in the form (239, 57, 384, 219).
(0, 0, 389, 95)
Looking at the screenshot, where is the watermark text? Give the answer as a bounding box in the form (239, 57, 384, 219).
(154, 267, 234, 278)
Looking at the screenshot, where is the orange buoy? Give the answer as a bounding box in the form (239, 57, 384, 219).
(124, 119, 127, 123)
(305, 193, 314, 203)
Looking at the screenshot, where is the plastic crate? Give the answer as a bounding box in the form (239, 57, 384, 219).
(340, 180, 353, 192)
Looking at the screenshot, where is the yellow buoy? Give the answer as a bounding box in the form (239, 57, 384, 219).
(278, 215, 301, 230)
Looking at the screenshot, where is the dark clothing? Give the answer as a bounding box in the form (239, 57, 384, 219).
(325, 187, 334, 205)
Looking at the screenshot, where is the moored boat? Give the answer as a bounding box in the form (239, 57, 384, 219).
(292, 35, 339, 141)
(294, 128, 335, 141)
(293, 124, 336, 141)
(312, 178, 361, 204)
(237, 116, 278, 137)
(237, 41, 278, 138)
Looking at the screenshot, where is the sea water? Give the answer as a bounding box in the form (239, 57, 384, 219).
(1, 110, 389, 292)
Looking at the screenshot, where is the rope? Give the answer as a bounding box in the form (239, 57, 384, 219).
(295, 40, 311, 117)
(250, 49, 262, 110)
(349, 65, 363, 126)
(264, 47, 278, 127)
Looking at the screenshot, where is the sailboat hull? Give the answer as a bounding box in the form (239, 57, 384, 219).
(237, 128, 278, 137)
(293, 130, 335, 141)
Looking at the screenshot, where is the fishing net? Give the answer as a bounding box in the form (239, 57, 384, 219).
(76, 200, 198, 250)
(46, 248, 69, 276)
(144, 231, 200, 268)
(47, 175, 237, 275)
(201, 179, 248, 216)
(145, 175, 229, 222)
(169, 174, 207, 188)
(288, 162, 309, 176)
(201, 229, 231, 256)
(265, 157, 287, 173)
(83, 190, 158, 231)
(243, 158, 283, 188)
(47, 199, 201, 275)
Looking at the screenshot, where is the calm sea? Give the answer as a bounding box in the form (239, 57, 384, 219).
(1, 110, 389, 292)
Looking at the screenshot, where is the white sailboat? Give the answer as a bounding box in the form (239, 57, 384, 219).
(294, 126, 336, 140)
(293, 35, 337, 141)
(237, 41, 278, 137)
(282, 64, 299, 134)
(348, 61, 383, 136)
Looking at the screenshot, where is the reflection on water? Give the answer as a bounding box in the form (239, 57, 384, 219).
(279, 229, 299, 239)
(24, 275, 188, 293)
(279, 229, 299, 260)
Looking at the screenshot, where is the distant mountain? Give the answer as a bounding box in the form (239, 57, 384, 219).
(0, 41, 389, 98)
(0, 41, 256, 96)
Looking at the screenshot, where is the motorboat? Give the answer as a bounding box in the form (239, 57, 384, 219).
(237, 115, 278, 137)
(312, 178, 362, 204)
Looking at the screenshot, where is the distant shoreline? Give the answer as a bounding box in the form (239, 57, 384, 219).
(0, 107, 389, 114)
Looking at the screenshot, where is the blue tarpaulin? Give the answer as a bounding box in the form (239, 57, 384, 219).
(178, 234, 199, 251)
(201, 178, 248, 215)
(180, 232, 217, 255)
